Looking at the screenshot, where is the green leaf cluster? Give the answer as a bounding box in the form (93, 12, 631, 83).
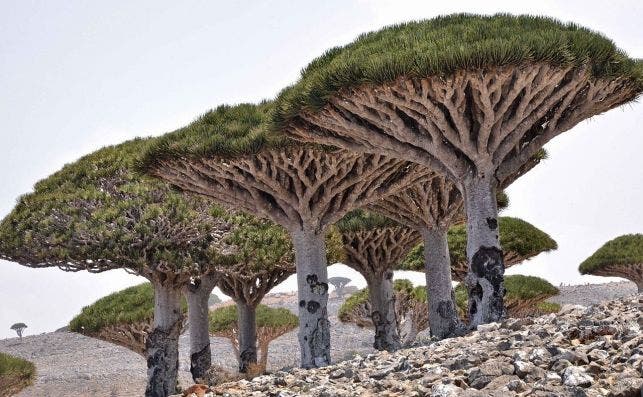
(68, 283, 187, 333)
(338, 279, 426, 320)
(0, 138, 223, 275)
(273, 13, 643, 127)
(208, 304, 298, 333)
(335, 209, 398, 233)
(579, 234, 643, 274)
(0, 352, 35, 392)
(399, 217, 557, 271)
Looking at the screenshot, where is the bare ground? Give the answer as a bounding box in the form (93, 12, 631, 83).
(0, 280, 637, 397)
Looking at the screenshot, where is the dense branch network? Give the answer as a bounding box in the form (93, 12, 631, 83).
(287, 63, 637, 183)
(150, 146, 429, 232)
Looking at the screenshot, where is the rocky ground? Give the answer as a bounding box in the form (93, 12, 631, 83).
(191, 294, 643, 397)
(0, 281, 638, 397)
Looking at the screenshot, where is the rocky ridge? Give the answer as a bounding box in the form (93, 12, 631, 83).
(190, 294, 642, 397)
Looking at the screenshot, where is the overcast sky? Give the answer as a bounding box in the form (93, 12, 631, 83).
(1, 1, 641, 338)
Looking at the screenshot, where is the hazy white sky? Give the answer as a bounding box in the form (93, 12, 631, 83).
(1, 1, 641, 338)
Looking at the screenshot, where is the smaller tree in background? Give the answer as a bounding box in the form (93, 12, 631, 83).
(9, 323, 27, 340)
(68, 283, 187, 355)
(455, 275, 560, 319)
(209, 305, 298, 373)
(328, 277, 352, 298)
(339, 280, 428, 346)
(579, 234, 643, 292)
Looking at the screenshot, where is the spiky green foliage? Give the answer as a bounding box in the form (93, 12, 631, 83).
(338, 279, 426, 321)
(399, 217, 557, 272)
(208, 304, 298, 333)
(139, 102, 316, 173)
(0, 138, 223, 277)
(335, 209, 398, 233)
(0, 352, 35, 396)
(273, 13, 642, 126)
(68, 283, 187, 334)
(579, 234, 643, 274)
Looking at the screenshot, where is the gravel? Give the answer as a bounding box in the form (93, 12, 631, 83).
(0, 281, 638, 397)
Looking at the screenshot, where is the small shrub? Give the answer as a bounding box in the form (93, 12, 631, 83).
(0, 352, 35, 397)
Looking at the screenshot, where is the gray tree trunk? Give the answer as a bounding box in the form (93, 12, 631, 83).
(636, 280, 643, 293)
(422, 227, 460, 338)
(145, 283, 183, 397)
(367, 272, 402, 351)
(184, 274, 218, 382)
(292, 229, 331, 368)
(236, 301, 257, 373)
(462, 176, 505, 327)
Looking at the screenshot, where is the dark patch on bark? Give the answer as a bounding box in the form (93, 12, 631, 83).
(239, 348, 258, 373)
(145, 321, 181, 397)
(306, 274, 329, 295)
(385, 271, 394, 280)
(189, 343, 211, 382)
(486, 217, 498, 230)
(471, 282, 483, 299)
(307, 301, 320, 313)
(309, 316, 331, 367)
(299, 300, 306, 308)
(467, 246, 506, 325)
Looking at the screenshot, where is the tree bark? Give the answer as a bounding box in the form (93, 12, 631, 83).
(236, 301, 258, 373)
(184, 274, 217, 382)
(292, 229, 331, 368)
(422, 227, 460, 338)
(145, 283, 183, 397)
(462, 176, 506, 327)
(366, 272, 402, 351)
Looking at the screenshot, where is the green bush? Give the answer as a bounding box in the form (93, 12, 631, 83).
(579, 234, 643, 274)
(69, 283, 186, 333)
(209, 304, 298, 333)
(0, 352, 35, 396)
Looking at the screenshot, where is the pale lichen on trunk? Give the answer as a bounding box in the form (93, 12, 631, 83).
(236, 301, 258, 373)
(422, 227, 460, 338)
(184, 273, 217, 382)
(293, 229, 330, 368)
(145, 283, 183, 397)
(367, 272, 402, 351)
(462, 176, 505, 327)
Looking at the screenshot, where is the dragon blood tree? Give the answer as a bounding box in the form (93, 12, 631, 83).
(209, 305, 298, 373)
(367, 151, 541, 336)
(339, 279, 428, 346)
(335, 210, 420, 350)
(455, 275, 560, 318)
(69, 283, 187, 355)
(579, 234, 643, 292)
(0, 139, 231, 396)
(210, 211, 342, 372)
(273, 14, 643, 326)
(140, 102, 427, 368)
(400, 217, 558, 281)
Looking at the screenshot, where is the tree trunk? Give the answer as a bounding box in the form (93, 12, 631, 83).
(636, 280, 643, 293)
(367, 272, 401, 351)
(422, 227, 460, 338)
(236, 301, 258, 373)
(462, 176, 505, 327)
(184, 274, 217, 382)
(145, 283, 183, 397)
(292, 229, 331, 368)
